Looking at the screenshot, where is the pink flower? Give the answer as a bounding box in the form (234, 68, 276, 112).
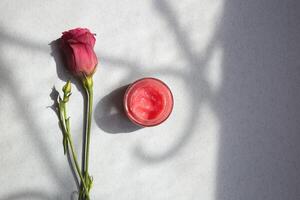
(61, 28, 98, 77)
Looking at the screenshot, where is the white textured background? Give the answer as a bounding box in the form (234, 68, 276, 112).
(0, 0, 300, 200)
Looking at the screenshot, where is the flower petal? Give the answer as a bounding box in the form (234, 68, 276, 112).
(69, 43, 98, 76)
(76, 32, 96, 47)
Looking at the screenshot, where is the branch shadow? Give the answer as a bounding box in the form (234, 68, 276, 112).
(0, 29, 48, 53)
(130, 0, 216, 163)
(91, 0, 217, 164)
(0, 54, 74, 198)
(147, 1, 300, 199)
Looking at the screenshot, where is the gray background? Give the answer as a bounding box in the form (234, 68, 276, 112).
(0, 0, 299, 199)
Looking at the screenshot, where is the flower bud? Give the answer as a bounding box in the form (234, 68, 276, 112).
(60, 28, 98, 77)
(63, 80, 71, 94)
(62, 80, 72, 102)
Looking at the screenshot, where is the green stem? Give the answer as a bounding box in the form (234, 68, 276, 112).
(59, 103, 90, 200)
(85, 83, 93, 178)
(81, 76, 94, 199)
(67, 133, 90, 200)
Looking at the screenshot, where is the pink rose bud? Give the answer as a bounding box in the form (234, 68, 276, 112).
(60, 28, 98, 77)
